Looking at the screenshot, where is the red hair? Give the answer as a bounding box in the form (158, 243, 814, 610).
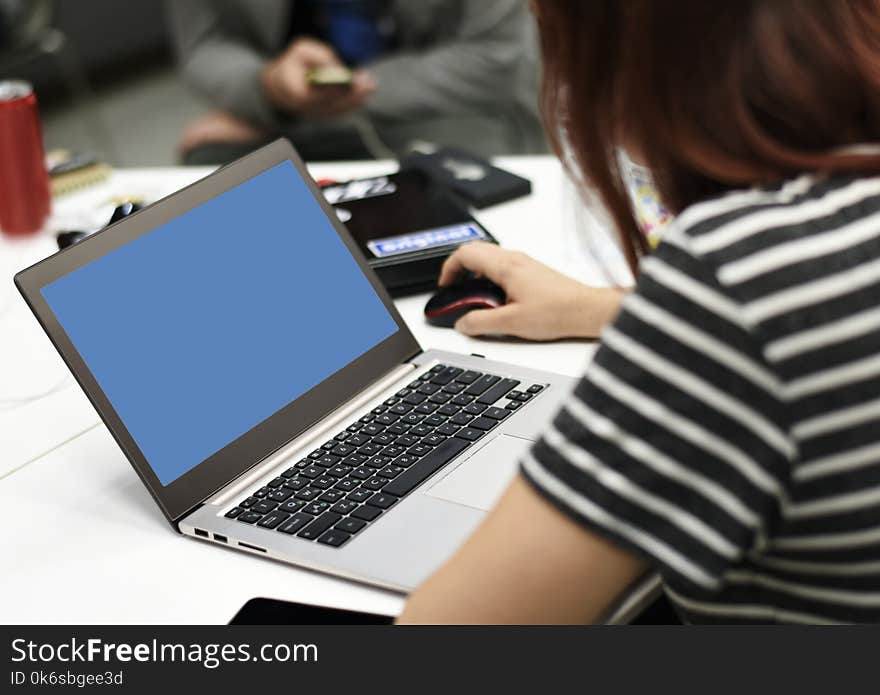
(535, 0, 880, 272)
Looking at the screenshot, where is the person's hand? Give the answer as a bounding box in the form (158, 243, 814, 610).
(438, 242, 625, 340)
(261, 38, 376, 117)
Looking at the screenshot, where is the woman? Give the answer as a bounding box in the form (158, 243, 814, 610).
(399, 0, 880, 623)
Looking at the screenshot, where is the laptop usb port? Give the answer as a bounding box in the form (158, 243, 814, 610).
(194, 528, 209, 538)
(213, 534, 228, 543)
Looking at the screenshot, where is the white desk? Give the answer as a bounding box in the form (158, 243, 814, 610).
(0, 156, 632, 623)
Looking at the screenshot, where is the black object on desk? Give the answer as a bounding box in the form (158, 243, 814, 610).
(401, 146, 532, 209)
(230, 598, 393, 625)
(56, 201, 142, 250)
(321, 170, 498, 297)
(424, 274, 506, 328)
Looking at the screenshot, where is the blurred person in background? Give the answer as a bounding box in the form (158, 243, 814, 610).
(167, 0, 545, 163)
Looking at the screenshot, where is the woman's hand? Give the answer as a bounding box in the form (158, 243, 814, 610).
(438, 242, 625, 340)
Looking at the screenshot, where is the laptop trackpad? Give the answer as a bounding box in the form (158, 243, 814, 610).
(425, 434, 533, 511)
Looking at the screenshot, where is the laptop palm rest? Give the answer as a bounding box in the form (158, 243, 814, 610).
(424, 434, 533, 511)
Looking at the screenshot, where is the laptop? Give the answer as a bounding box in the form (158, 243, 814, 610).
(15, 139, 576, 592)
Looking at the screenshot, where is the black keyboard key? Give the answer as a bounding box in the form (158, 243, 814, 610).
(394, 454, 418, 467)
(478, 378, 520, 405)
(442, 382, 466, 395)
(252, 500, 278, 514)
(411, 423, 433, 436)
(299, 466, 322, 479)
(347, 422, 364, 432)
(416, 382, 442, 395)
(429, 364, 447, 373)
(295, 458, 311, 468)
(465, 374, 500, 395)
(407, 379, 423, 390)
(390, 404, 412, 415)
(403, 392, 427, 405)
(395, 388, 412, 398)
(331, 443, 356, 457)
(239, 497, 259, 508)
(402, 413, 425, 425)
(505, 400, 522, 410)
(331, 499, 360, 515)
(350, 466, 373, 480)
(437, 404, 460, 416)
(258, 511, 289, 529)
(360, 414, 375, 423)
(383, 445, 406, 458)
(253, 486, 270, 498)
(451, 412, 475, 426)
(378, 465, 404, 479)
(415, 403, 439, 414)
(321, 440, 337, 451)
(384, 397, 400, 407)
(357, 444, 383, 457)
(396, 434, 420, 447)
(431, 366, 463, 385)
(408, 443, 433, 457)
(347, 433, 370, 447)
(425, 414, 448, 427)
(315, 454, 339, 468)
(527, 384, 545, 394)
(368, 492, 398, 509)
(328, 465, 353, 478)
(455, 427, 484, 442)
(437, 422, 462, 436)
(308, 448, 324, 459)
(372, 432, 396, 445)
(346, 489, 373, 503)
(283, 477, 309, 491)
(345, 453, 369, 465)
(319, 489, 347, 503)
(310, 476, 336, 490)
(225, 507, 244, 518)
(281, 467, 298, 478)
(298, 512, 343, 540)
(375, 414, 399, 426)
(317, 529, 351, 547)
(469, 417, 499, 432)
(483, 407, 511, 420)
(511, 391, 533, 402)
(365, 455, 391, 469)
(335, 431, 351, 441)
(362, 423, 384, 436)
(350, 505, 382, 522)
(362, 477, 388, 491)
(383, 437, 469, 497)
(455, 370, 482, 384)
(278, 500, 307, 514)
(335, 517, 367, 534)
(303, 501, 331, 516)
(429, 392, 453, 404)
(267, 488, 294, 502)
(278, 513, 313, 535)
(464, 402, 488, 415)
(295, 488, 322, 501)
(334, 478, 360, 492)
(387, 423, 411, 435)
(423, 433, 447, 446)
(238, 511, 263, 524)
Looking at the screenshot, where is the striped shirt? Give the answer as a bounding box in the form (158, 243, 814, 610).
(522, 172, 880, 623)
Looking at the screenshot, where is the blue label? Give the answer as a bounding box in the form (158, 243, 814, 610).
(367, 224, 485, 258)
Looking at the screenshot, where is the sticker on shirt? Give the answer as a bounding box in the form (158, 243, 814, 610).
(367, 224, 487, 258)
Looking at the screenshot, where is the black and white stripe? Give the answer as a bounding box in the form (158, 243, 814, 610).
(523, 172, 880, 623)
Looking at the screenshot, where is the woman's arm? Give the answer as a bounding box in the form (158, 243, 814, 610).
(397, 475, 647, 624)
(438, 242, 627, 341)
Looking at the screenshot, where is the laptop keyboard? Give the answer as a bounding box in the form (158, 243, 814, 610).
(223, 364, 544, 549)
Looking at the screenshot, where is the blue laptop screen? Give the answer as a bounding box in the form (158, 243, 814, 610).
(41, 160, 399, 486)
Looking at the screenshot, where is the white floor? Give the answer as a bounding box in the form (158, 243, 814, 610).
(41, 66, 208, 168)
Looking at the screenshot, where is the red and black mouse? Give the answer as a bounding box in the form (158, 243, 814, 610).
(424, 275, 506, 328)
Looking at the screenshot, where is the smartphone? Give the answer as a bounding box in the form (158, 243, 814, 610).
(229, 598, 394, 625)
(307, 66, 354, 88)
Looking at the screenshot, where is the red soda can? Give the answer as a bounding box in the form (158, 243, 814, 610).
(0, 81, 51, 236)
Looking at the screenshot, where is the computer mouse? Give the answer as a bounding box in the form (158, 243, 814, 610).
(424, 276, 506, 328)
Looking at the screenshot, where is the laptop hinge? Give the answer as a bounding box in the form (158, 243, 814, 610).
(204, 361, 422, 508)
